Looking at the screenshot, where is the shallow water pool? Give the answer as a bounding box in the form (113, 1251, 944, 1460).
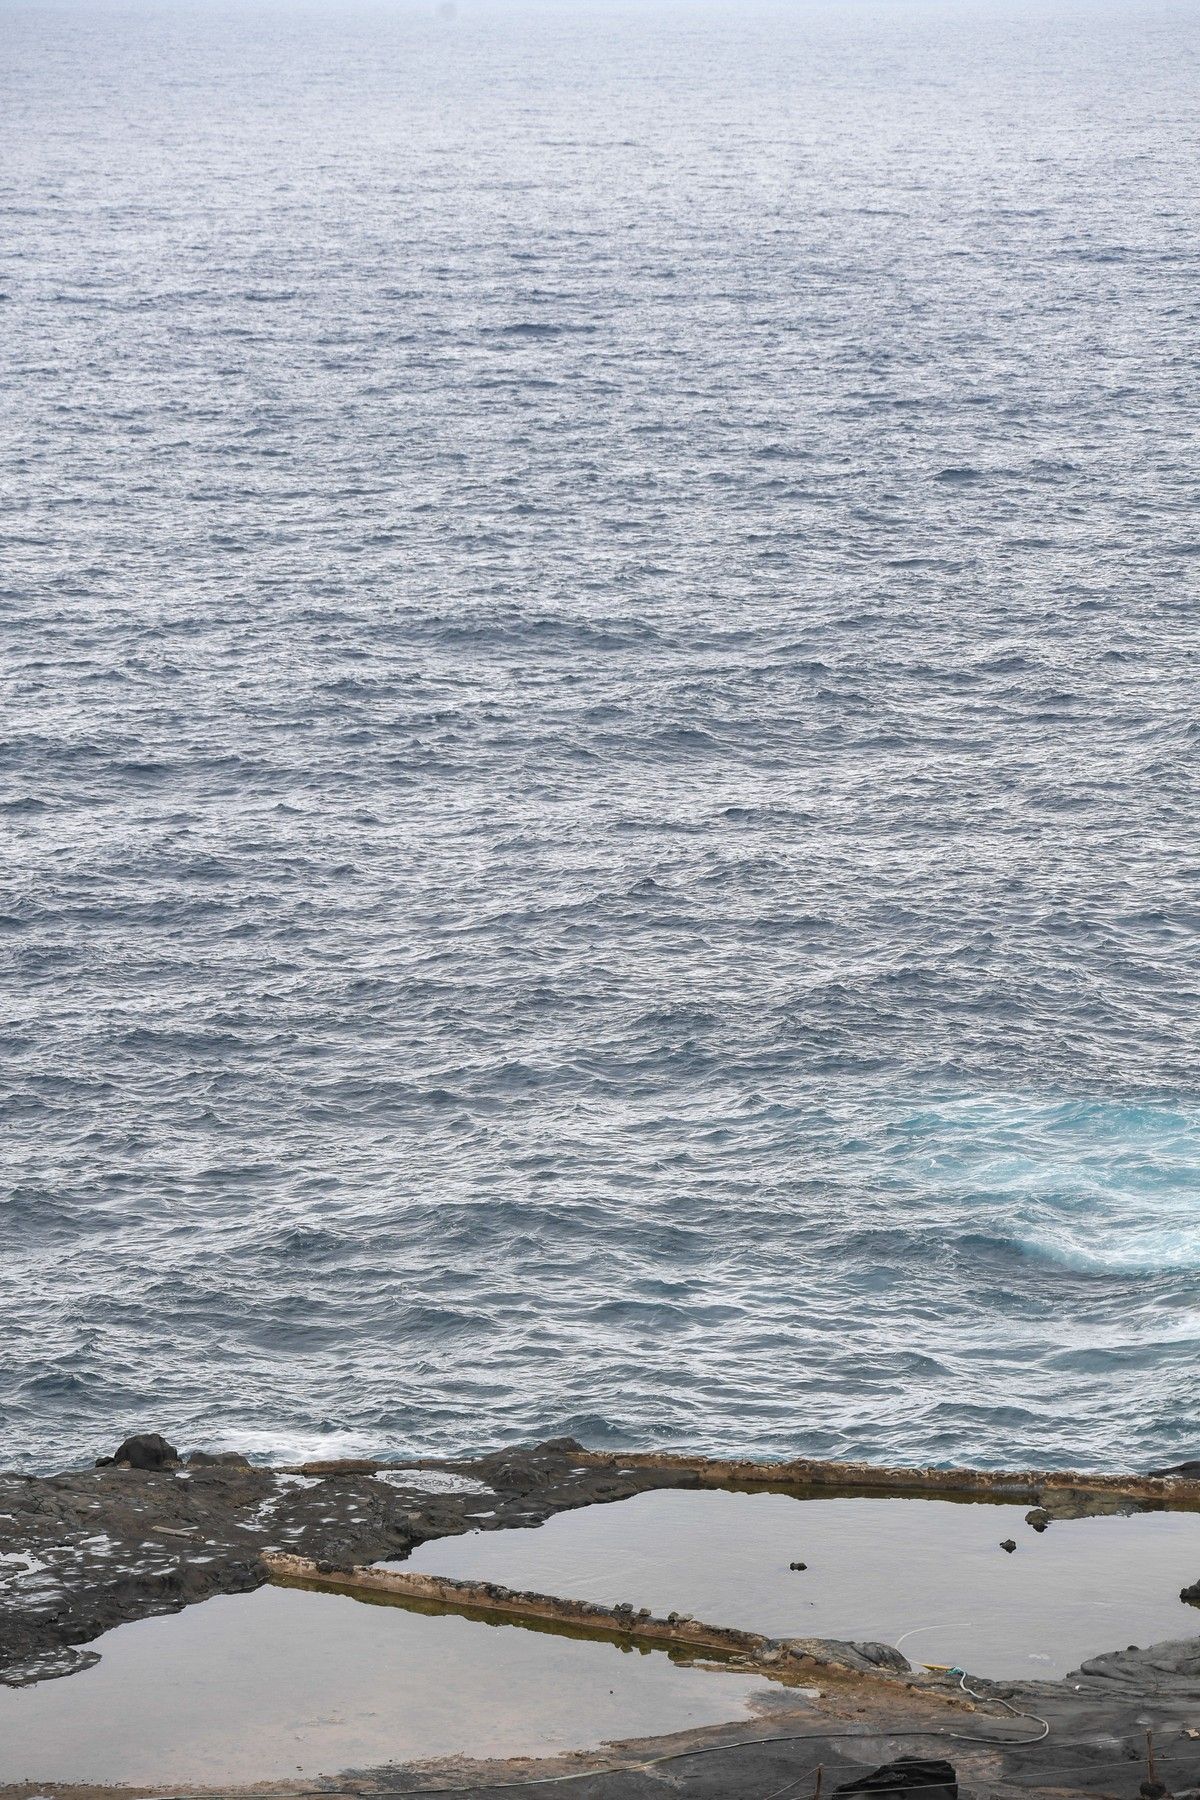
(405, 1488, 1200, 1680)
(0, 1581, 768, 1786)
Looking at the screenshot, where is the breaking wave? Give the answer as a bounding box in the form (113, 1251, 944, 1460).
(888, 1097, 1200, 1276)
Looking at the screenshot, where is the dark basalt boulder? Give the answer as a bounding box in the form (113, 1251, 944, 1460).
(109, 1433, 180, 1471)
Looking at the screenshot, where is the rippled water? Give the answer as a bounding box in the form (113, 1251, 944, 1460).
(2, 0, 1198, 1476)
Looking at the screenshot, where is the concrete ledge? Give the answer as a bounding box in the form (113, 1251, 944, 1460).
(262, 1551, 955, 1698)
(566, 1450, 1200, 1507)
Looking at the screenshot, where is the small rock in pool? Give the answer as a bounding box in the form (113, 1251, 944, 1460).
(1025, 1507, 1050, 1532)
(1000, 1539, 1017, 1553)
(790, 1560, 808, 1571)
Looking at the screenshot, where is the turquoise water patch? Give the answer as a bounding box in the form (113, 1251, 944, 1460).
(881, 1096, 1200, 1275)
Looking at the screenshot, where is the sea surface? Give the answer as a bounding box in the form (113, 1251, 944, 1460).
(2, 0, 1198, 1477)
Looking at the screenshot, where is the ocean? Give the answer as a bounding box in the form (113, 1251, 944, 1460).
(1, 0, 1198, 1476)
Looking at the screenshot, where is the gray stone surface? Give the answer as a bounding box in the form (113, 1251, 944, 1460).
(0, 1438, 673, 1683)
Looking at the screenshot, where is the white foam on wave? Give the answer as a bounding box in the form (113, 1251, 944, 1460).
(206, 1429, 384, 1466)
(1018, 1225, 1200, 1275)
(893, 1093, 1200, 1277)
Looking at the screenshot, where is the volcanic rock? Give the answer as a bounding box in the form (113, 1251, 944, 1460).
(110, 1433, 180, 1471)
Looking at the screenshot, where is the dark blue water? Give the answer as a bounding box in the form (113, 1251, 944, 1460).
(2, 0, 1198, 1476)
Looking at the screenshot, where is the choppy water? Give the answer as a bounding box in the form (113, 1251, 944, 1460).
(2, 0, 1198, 1477)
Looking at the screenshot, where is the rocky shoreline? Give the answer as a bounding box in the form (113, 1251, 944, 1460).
(4, 1434, 1200, 1690)
(0, 1435, 670, 1686)
(5, 1437, 1200, 1797)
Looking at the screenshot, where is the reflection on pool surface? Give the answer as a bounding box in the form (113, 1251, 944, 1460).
(406, 1488, 1200, 1680)
(0, 1582, 768, 1786)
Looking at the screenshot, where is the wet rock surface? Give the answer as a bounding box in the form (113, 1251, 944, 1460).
(1069, 1635, 1200, 1697)
(0, 1439, 672, 1685)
